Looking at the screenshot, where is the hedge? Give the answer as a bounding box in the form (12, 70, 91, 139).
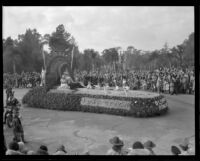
(22, 87, 169, 117)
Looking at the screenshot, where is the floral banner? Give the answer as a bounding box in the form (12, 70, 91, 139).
(81, 97, 131, 110)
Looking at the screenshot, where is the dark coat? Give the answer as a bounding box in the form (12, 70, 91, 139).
(13, 116, 23, 133)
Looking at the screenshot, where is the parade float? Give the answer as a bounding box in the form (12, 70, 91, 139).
(22, 51, 169, 118)
(22, 24, 169, 117)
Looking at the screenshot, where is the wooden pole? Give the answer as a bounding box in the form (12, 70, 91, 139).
(71, 46, 74, 70)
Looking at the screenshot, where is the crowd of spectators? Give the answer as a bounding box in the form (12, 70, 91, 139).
(4, 135, 194, 155)
(4, 67, 195, 95)
(75, 67, 195, 95)
(3, 72, 41, 89)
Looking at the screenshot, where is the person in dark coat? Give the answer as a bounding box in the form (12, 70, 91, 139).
(4, 91, 20, 124)
(5, 86, 13, 103)
(173, 76, 179, 95)
(12, 110, 27, 143)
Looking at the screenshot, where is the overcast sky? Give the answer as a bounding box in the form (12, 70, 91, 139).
(3, 6, 194, 53)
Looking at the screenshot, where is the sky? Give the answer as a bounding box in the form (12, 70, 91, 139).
(3, 6, 194, 53)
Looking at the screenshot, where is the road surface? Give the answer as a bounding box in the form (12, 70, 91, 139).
(3, 89, 195, 155)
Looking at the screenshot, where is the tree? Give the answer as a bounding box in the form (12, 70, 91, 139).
(3, 37, 22, 73)
(171, 44, 185, 67)
(81, 49, 100, 72)
(71, 45, 81, 72)
(48, 24, 73, 54)
(102, 47, 119, 64)
(182, 32, 194, 67)
(16, 29, 44, 72)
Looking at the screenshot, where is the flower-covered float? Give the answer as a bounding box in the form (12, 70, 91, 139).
(22, 86, 169, 117)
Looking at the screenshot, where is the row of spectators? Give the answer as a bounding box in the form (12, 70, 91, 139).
(3, 67, 195, 95)
(4, 135, 194, 155)
(75, 67, 195, 95)
(3, 72, 41, 89)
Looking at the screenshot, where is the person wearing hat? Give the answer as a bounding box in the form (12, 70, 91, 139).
(106, 136, 127, 155)
(143, 140, 156, 155)
(12, 109, 27, 143)
(36, 145, 49, 155)
(4, 91, 19, 124)
(5, 86, 13, 103)
(53, 145, 67, 155)
(171, 145, 181, 155)
(6, 141, 23, 155)
(179, 136, 195, 155)
(127, 141, 151, 155)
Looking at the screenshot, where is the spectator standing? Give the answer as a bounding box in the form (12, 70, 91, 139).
(12, 109, 27, 143)
(190, 73, 195, 94)
(156, 76, 161, 93)
(169, 78, 175, 95)
(5, 86, 12, 104)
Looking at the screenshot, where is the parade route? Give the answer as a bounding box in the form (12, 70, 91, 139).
(3, 89, 195, 155)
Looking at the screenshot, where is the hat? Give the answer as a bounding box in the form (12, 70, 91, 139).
(143, 140, 156, 149)
(109, 136, 124, 146)
(39, 145, 48, 152)
(9, 141, 19, 151)
(56, 145, 67, 153)
(171, 145, 181, 155)
(132, 141, 144, 149)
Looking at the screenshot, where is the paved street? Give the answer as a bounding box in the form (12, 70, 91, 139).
(3, 89, 195, 155)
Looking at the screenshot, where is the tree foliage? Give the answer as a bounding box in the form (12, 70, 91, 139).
(3, 24, 194, 74)
(102, 47, 119, 64)
(48, 24, 73, 53)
